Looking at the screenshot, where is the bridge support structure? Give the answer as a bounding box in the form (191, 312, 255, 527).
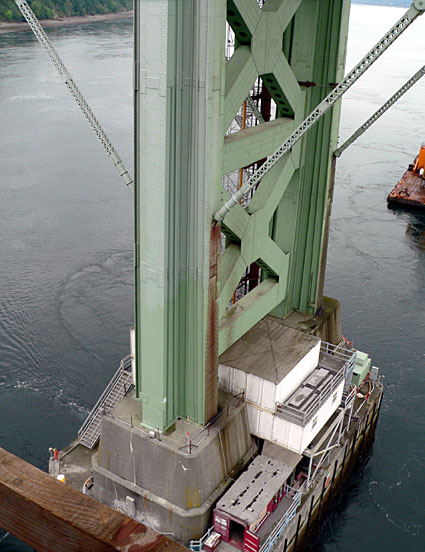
(134, 0, 350, 431)
(91, 1, 351, 540)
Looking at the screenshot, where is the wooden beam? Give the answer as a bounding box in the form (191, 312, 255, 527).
(0, 447, 187, 552)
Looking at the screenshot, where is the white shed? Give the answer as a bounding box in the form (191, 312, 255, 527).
(218, 317, 321, 414)
(219, 317, 348, 454)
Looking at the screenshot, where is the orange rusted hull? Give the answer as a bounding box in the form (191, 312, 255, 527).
(387, 167, 425, 209)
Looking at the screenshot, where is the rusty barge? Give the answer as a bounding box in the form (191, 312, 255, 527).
(388, 143, 425, 208)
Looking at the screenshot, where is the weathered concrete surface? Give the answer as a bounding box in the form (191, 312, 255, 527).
(60, 438, 94, 491)
(92, 390, 253, 543)
(278, 296, 342, 345)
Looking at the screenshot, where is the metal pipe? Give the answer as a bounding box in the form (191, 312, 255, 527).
(307, 455, 313, 488)
(348, 402, 353, 428)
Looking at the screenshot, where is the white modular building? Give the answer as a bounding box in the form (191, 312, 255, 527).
(218, 317, 351, 454)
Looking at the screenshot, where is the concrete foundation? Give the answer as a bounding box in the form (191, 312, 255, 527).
(91, 390, 253, 543)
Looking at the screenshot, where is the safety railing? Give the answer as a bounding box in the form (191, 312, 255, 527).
(321, 341, 357, 391)
(320, 341, 354, 362)
(78, 355, 132, 440)
(341, 384, 357, 410)
(276, 364, 345, 427)
(187, 527, 213, 551)
(259, 484, 304, 552)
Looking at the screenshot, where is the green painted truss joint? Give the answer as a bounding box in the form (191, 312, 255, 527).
(261, 74, 294, 118)
(227, 0, 252, 46)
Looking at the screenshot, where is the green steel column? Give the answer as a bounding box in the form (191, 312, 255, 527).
(134, 0, 226, 430)
(274, 0, 350, 316)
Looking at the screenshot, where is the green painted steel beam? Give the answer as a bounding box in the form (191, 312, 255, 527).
(222, 118, 294, 175)
(219, 277, 284, 355)
(261, 73, 295, 118)
(134, 0, 226, 430)
(224, 46, 258, 131)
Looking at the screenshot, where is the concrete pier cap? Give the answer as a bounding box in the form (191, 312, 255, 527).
(92, 390, 254, 543)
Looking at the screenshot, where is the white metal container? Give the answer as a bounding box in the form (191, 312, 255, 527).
(218, 339, 320, 413)
(244, 379, 344, 454)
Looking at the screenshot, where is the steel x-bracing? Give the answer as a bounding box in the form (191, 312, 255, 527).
(15, 0, 133, 190)
(214, 1, 425, 222)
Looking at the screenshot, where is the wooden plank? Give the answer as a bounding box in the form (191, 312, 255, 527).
(0, 447, 186, 552)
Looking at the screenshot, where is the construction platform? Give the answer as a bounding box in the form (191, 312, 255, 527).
(194, 378, 383, 552)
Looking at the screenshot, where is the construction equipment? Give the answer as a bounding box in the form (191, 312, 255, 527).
(387, 142, 425, 208)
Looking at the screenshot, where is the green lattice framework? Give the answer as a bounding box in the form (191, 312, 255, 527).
(219, 0, 350, 352)
(134, 0, 350, 430)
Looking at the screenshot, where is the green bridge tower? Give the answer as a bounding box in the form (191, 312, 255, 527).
(133, 0, 349, 431)
(90, 0, 424, 543)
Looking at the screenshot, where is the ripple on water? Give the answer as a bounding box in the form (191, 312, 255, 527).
(6, 93, 58, 102)
(57, 249, 133, 360)
(0, 250, 132, 413)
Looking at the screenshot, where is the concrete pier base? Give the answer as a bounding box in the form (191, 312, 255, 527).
(92, 390, 253, 543)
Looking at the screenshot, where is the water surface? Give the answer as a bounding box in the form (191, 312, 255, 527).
(0, 19, 133, 550)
